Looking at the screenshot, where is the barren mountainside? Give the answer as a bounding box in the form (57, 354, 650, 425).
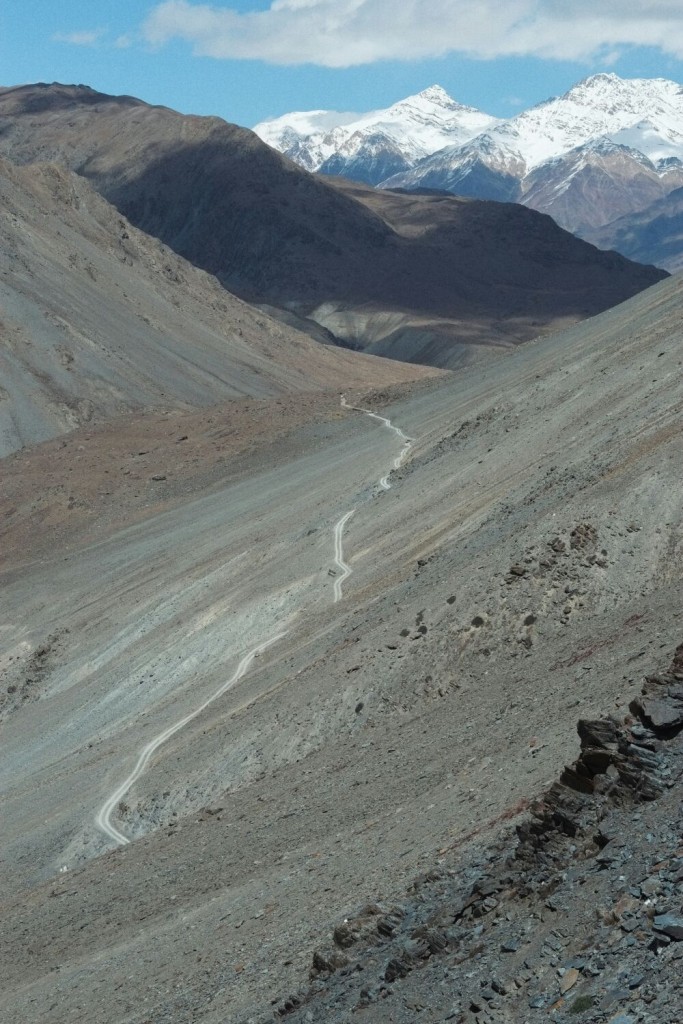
(0, 155, 435, 455)
(1, 261, 682, 1021)
(0, 83, 667, 368)
(585, 184, 683, 274)
(1, 78, 683, 1024)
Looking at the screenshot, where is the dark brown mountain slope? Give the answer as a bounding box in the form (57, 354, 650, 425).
(0, 83, 667, 367)
(521, 143, 683, 236)
(586, 184, 683, 273)
(0, 156, 436, 455)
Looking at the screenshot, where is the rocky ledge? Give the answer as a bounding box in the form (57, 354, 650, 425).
(256, 644, 683, 1024)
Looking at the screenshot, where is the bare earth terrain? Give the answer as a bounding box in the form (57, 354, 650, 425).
(1, 272, 681, 1022)
(0, 156, 437, 456)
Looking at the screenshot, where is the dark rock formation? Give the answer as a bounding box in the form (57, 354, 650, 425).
(269, 643, 683, 1023)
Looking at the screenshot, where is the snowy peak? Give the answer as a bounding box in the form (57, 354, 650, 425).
(256, 74, 683, 266)
(469, 73, 683, 173)
(564, 72, 682, 108)
(393, 83, 484, 116)
(379, 73, 683, 194)
(382, 73, 683, 197)
(256, 74, 683, 178)
(253, 86, 498, 185)
(415, 84, 453, 104)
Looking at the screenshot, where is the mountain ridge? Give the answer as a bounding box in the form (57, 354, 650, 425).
(255, 84, 498, 181)
(0, 82, 665, 370)
(0, 153, 436, 455)
(260, 74, 683, 267)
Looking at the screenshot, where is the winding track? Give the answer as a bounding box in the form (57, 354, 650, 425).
(332, 396, 414, 597)
(333, 509, 356, 603)
(341, 395, 413, 491)
(96, 633, 286, 844)
(96, 395, 413, 847)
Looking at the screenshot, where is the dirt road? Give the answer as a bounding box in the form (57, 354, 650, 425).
(1, 276, 682, 1023)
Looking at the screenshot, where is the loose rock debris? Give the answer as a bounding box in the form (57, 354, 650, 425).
(270, 644, 683, 1024)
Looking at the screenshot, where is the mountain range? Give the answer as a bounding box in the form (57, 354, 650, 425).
(255, 74, 683, 270)
(0, 83, 665, 372)
(255, 84, 497, 185)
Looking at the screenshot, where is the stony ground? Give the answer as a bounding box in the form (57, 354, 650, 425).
(1, 274, 682, 1023)
(268, 644, 683, 1024)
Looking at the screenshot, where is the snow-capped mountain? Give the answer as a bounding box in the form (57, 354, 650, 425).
(385, 74, 683, 184)
(257, 75, 683, 266)
(253, 85, 498, 184)
(381, 75, 683, 245)
(522, 138, 683, 235)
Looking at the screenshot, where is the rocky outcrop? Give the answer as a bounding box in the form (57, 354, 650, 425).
(269, 644, 683, 1023)
(630, 645, 683, 734)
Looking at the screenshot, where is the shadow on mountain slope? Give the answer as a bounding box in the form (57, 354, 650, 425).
(0, 84, 668, 366)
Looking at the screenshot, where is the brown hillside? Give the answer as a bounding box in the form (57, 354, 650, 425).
(0, 83, 667, 367)
(0, 155, 438, 455)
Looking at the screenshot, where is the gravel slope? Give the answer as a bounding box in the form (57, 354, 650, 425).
(1, 275, 682, 1023)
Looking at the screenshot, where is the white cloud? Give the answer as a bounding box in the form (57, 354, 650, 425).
(53, 29, 106, 47)
(141, 0, 683, 67)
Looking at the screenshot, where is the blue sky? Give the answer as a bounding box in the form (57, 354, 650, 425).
(3, 2, 683, 127)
